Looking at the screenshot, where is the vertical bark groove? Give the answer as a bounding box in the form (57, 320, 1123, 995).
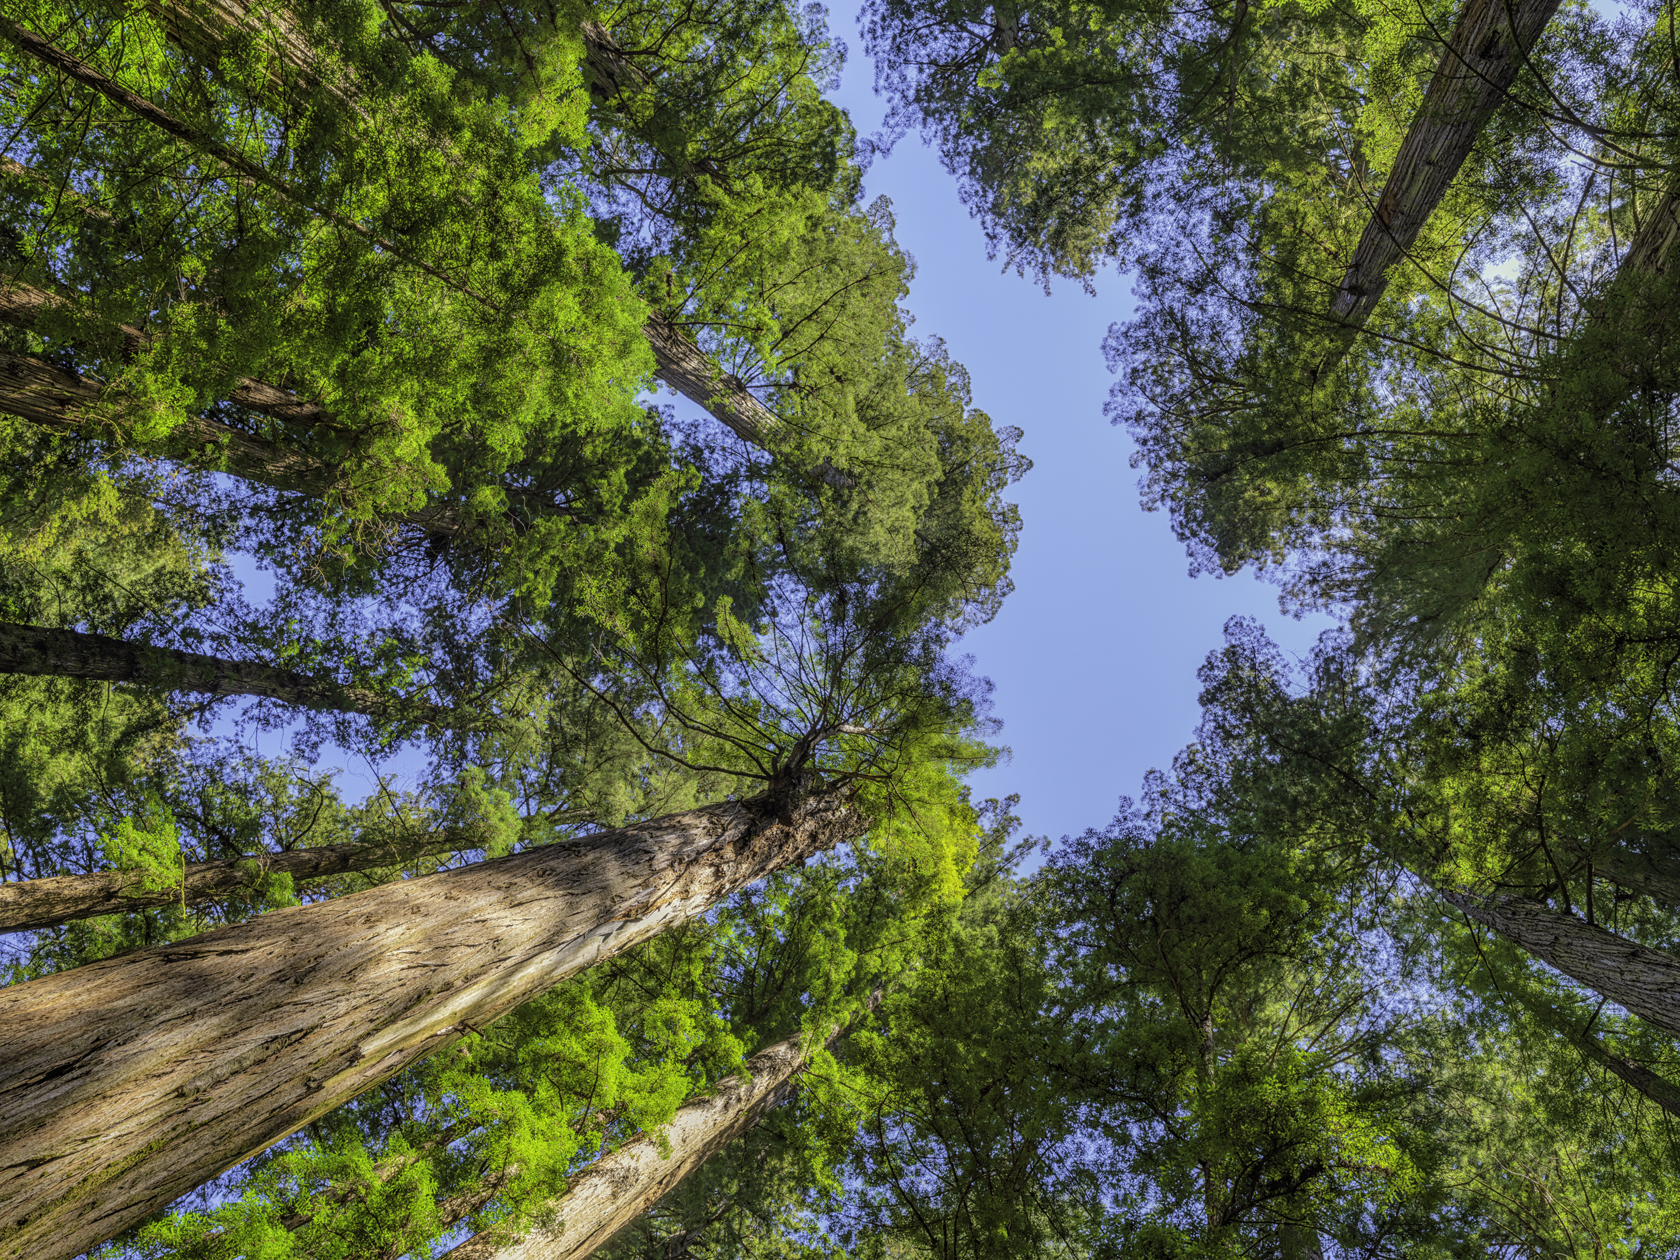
(0, 788, 863, 1260)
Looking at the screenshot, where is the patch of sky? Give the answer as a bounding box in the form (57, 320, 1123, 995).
(202, 11, 1348, 846)
(819, 32, 1338, 853)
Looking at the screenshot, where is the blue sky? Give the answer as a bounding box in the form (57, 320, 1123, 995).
(812, 32, 1337, 846)
(230, 20, 1337, 847)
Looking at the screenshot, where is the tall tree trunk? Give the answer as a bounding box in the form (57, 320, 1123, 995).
(1591, 844, 1680, 913)
(0, 17, 492, 305)
(441, 992, 881, 1260)
(1329, 0, 1563, 322)
(1441, 886, 1680, 1037)
(1, 274, 329, 427)
(0, 621, 463, 729)
(0, 816, 572, 934)
(0, 786, 862, 1260)
(0, 343, 481, 536)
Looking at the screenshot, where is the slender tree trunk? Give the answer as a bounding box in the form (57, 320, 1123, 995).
(0, 786, 862, 1260)
(1330, 0, 1563, 322)
(1440, 886, 1680, 1037)
(0, 343, 482, 535)
(1564, 1026, 1680, 1118)
(0, 621, 463, 729)
(1592, 844, 1680, 912)
(441, 992, 881, 1260)
(0, 821, 542, 934)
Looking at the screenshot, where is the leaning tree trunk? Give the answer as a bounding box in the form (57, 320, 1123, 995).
(0, 621, 463, 729)
(0, 786, 862, 1260)
(1591, 843, 1680, 914)
(1329, 0, 1563, 323)
(1564, 1026, 1680, 1118)
(442, 992, 882, 1260)
(6, 1, 789, 457)
(1440, 886, 1680, 1037)
(0, 343, 478, 537)
(0, 816, 566, 934)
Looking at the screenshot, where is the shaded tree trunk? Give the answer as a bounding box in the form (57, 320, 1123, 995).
(442, 992, 881, 1260)
(1591, 843, 1680, 913)
(0, 343, 479, 536)
(1441, 886, 1680, 1037)
(12, 2, 793, 459)
(1330, 0, 1563, 322)
(1564, 1025, 1680, 1118)
(1, 274, 329, 427)
(0, 819, 556, 934)
(0, 786, 862, 1260)
(0, 621, 463, 730)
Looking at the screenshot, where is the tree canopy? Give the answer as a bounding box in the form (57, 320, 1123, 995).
(5, 0, 1680, 1255)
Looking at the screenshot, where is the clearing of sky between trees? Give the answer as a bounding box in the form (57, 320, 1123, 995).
(0, 0, 1678, 1257)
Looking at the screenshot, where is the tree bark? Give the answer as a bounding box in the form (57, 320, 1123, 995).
(0, 342, 487, 535)
(0, 274, 328, 428)
(1330, 0, 1563, 322)
(0, 621, 466, 729)
(0, 786, 862, 1260)
(1440, 886, 1680, 1037)
(441, 992, 882, 1260)
(0, 825, 516, 935)
(1591, 844, 1680, 912)
(1619, 178, 1680, 278)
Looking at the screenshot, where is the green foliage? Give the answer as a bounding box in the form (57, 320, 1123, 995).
(100, 800, 186, 899)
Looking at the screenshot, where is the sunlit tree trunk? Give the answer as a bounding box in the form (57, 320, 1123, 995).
(1441, 886, 1680, 1037)
(442, 993, 880, 1260)
(0, 787, 861, 1260)
(1329, 0, 1563, 323)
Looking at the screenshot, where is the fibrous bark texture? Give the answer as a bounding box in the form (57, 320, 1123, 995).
(1330, 0, 1562, 322)
(0, 787, 862, 1260)
(0, 621, 460, 728)
(442, 992, 881, 1260)
(1441, 886, 1680, 1037)
(0, 827, 492, 934)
